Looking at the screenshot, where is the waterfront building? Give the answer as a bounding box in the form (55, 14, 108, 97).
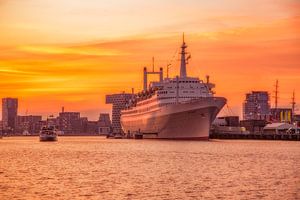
(58, 111, 82, 134)
(80, 117, 88, 133)
(86, 121, 99, 135)
(56, 110, 112, 135)
(243, 91, 270, 120)
(212, 116, 245, 135)
(240, 119, 267, 133)
(46, 115, 58, 126)
(215, 116, 240, 127)
(212, 118, 227, 126)
(294, 114, 300, 126)
(98, 113, 111, 126)
(2, 98, 18, 132)
(98, 113, 111, 134)
(16, 115, 42, 134)
(270, 108, 292, 123)
(78, 114, 111, 135)
(263, 123, 297, 134)
(0, 121, 3, 133)
(106, 93, 133, 133)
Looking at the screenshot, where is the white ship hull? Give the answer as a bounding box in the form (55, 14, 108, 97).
(121, 97, 226, 140)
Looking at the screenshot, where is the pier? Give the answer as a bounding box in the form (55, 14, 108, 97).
(210, 132, 300, 141)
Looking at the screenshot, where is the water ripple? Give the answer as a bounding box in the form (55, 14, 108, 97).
(0, 137, 299, 199)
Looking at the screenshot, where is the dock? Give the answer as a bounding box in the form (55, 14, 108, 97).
(210, 132, 300, 141)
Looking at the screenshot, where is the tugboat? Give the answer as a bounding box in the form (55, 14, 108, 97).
(39, 125, 58, 142)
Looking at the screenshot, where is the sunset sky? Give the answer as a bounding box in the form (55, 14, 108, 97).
(0, 0, 300, 120)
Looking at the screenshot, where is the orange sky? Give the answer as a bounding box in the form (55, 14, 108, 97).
(0, 0, 300, 120)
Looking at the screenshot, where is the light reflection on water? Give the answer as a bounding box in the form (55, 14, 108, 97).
(0, 137, 299, 199)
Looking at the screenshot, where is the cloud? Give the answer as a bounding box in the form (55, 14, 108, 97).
(17, 45, 127, 56)
(1, 14, 300, 119)
(0, 67, 37, 75)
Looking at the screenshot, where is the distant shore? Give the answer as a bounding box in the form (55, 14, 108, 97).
(1, 133, 299, 141)
(1, 134, 106, 137)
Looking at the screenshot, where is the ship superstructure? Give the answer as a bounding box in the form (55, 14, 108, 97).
(120, 35, 226, 140)
(39, 125, 57, 142)
(39, 116, 58, 142)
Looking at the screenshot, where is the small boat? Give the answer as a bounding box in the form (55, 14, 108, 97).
(39, 125, 57, 142)
(22, 130, 30, 136)
(114, 133, 123, 139)
(106, 133, 123, 139)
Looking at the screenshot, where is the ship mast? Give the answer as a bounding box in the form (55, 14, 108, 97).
(291, 90, 296, 122)
(180, 33, 188, 78)
(274, 79, 279, 109)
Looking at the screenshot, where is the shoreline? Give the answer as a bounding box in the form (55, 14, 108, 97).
(210, 132, 300, 141)
(1, 134, 299, 141)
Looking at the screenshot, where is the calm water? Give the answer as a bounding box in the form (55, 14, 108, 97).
(0, 137, 299, 200)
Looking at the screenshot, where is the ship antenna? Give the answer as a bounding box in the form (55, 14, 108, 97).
(166, 48, 178, 79)
(167, 64, 171, 78)
(180, 33, 187, 78)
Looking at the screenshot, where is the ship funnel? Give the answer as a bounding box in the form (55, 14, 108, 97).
(206, 75, 210, 84)
(159, 67, 163, 82)
(180, 33, 188, 78)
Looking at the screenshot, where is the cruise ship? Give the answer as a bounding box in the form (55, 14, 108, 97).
(121, 35, 226, 140)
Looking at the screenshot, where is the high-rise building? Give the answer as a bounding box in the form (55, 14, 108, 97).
(2, 98, 18, 131)
(106, 93, 133, 133)
(243, 91, 270, 120)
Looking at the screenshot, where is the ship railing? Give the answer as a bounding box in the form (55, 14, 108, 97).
(124, 89, 159, 110)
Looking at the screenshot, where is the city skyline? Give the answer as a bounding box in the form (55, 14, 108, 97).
(0, 0, 300, 120)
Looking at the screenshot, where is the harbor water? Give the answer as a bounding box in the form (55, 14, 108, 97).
(0, 137, 299, 199)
